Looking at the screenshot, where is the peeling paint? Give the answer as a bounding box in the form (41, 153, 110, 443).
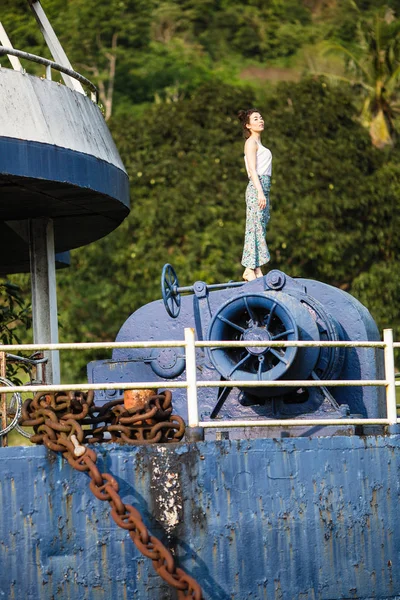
(1, 437, 400, 598)
(150, 445, 183, 534)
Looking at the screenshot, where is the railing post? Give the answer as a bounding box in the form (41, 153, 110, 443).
(184, 328, 204, 442)
(0, 353, 6, 447)
(383, 328, 399, 434)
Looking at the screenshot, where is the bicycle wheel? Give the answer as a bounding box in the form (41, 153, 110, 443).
(0, 377, 23, 437)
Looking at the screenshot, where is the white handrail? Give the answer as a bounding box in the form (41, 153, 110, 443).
(384, 329, 397, 425)
(0, 327, 397, 435)
(199, 418, 389, 428)
(185, 328, 199, 427)
(0, 46, 98, 101)
(197, 340, 386, 348)
(0, 339, 385, 351)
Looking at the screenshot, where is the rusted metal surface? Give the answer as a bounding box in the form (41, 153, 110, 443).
(1, 435, 400, 598)
(123, 388, 158, 412)
(17, 388, 201, 598)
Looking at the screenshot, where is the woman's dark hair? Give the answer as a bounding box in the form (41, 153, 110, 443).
(237, 108, 261, 139)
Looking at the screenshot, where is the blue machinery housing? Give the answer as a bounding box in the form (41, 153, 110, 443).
(89, 268, 384, 436)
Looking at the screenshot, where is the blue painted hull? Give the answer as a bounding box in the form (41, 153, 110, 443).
(1, 435, 399, 599)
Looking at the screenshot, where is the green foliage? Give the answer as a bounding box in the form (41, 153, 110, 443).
(0, 281, 32, 383)
(319, 6, 400, 146)
(201, 2, 314, 60)
(2, 0, 320, 113)
(125, 40, 215, 105)
(3, 0, 400, 113)
(0, 282, 31, 343)
(2, 0, 45, 53)
(265, 79, 381, 283)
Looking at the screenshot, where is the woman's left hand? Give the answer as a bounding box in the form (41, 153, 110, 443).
(257, 190, 267, 209)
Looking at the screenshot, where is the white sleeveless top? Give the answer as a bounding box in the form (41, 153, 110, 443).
(244, 140, 272, 177)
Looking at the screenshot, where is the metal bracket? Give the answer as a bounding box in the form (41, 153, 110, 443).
(27, 0, 85, 94)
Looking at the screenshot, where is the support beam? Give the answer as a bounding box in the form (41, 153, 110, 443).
(29, 218, 60, 384)
(28, 0, 85, 94)
(0, 22, 23, 71)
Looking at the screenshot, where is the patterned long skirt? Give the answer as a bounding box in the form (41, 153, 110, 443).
(241, 174, 271, 269)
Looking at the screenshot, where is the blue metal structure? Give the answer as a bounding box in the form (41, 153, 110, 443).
(1, 436, 400, 599)
(54, 251, 71, 270)
(88, 268, 384, 438)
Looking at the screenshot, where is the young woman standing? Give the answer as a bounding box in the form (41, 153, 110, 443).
(238, 108, 272, 281)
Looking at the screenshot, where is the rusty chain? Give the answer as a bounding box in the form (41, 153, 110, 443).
(20, 389, 203, 600)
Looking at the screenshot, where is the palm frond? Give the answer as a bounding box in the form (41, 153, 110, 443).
(312, 70, 373, 92)
(322, 42, 372, 83)
(386, 64, 400, 95)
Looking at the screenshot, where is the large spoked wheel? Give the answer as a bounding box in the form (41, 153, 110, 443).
(208, 294, 300, 397)
(161, 263, 181, 319)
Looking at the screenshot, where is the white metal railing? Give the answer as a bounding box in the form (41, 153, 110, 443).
(0, 328, 399, 439)
(0, 46, 98, 102)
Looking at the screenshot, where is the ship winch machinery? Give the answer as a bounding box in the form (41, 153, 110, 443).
(88, 265, 384, 438)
